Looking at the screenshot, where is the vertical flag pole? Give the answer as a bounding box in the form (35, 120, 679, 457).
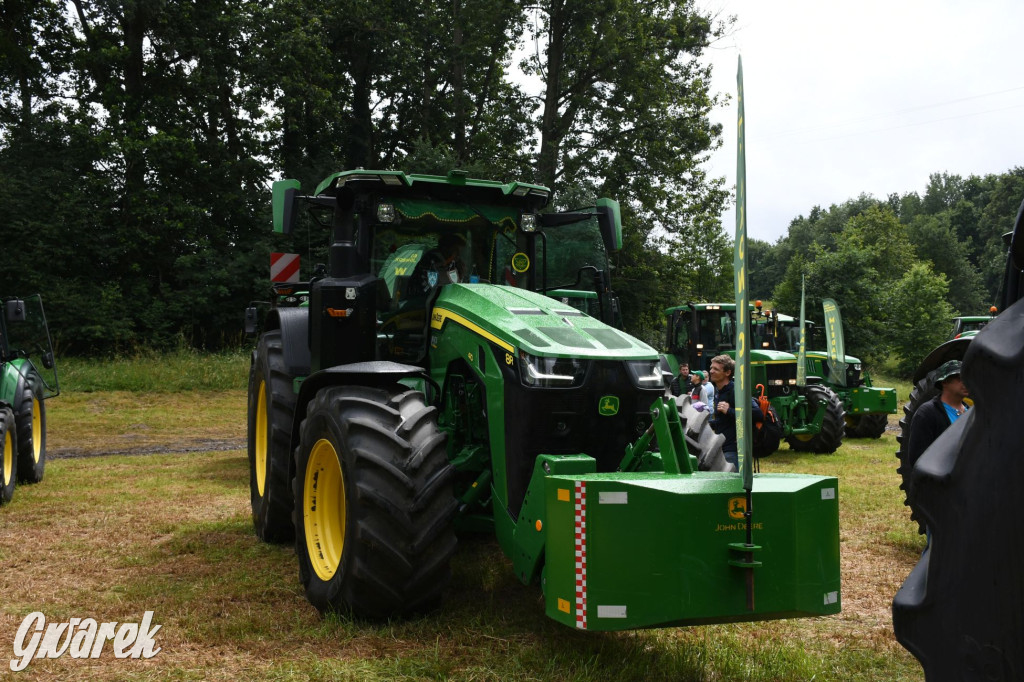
(734, 56, 755, 611)
(798, 275, 807, 387)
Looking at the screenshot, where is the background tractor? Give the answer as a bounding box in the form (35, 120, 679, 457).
(245, 169, 840, 630)
(663, 302, 846, 454)
(773, 312, 897, 439)
(0, 295, 59, 505)
(892, 197, 1024, 677)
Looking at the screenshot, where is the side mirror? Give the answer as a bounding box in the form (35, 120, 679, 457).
(244, 306, 259, 335)
(595, 198, 623, 253)
(272, 179, 302, 235)
(42, 352, 54, 370)
(5, 299, 25, 322)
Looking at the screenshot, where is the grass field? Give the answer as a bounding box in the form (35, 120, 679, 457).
(0, 360, 926, 680)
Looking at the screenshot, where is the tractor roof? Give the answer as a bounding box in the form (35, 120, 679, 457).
(312, 169, 552, 208)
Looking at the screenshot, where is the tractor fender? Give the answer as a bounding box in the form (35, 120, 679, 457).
(263, 307, 311, 377)
(910, 337, 972, 384)
(288, 361, 429, 456)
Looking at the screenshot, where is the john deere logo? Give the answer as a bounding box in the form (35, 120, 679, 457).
(511, 252, 530, 274)
(728, 497, 747, 520)
(598, 396, 619, 416)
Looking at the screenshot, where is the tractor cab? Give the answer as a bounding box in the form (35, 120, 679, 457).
(948, 309, 997, 339)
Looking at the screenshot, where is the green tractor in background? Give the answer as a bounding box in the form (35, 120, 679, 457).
(663, 302, 846, 454)
(0, 295, 59, 505)
(772, 312, 897, 439)
(947, 309, 998, 340)
(245, 169, 840, 630)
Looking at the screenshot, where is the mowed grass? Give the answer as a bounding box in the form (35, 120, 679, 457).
(0, 357, 925, 680)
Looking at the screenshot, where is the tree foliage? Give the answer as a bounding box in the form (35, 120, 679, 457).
(0, 0, 731, 355)
(764, 171, 1021, 375)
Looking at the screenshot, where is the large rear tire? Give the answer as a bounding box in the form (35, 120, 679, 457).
(894, 377, 935, 536)
(294, 384, 457, 618)
(785, 384, 845, 453)
(1, 407, 18, 505)
(892, 299, 1024, 677)
(247, 331, 296, 543)
(844, 412, 888, 439)
(14, 380, 46, 484)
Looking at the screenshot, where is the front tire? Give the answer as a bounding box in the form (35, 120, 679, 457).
(786, 384, 846, 453)
(247, 331, 296, 543)
(1, 407, 18, 505)
(294, 384, 457, 618)
(14, 380, 45, 484)
(844, 412, 888, 439)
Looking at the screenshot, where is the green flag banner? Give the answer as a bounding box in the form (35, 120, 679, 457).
(734, 57, 752, 491)
(797, 276, 807, 386)
(822, 298, 847, 386)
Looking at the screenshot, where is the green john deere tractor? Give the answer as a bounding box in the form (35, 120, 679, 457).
(245, 169, 840, 630)
(773, 313, 897, 439)
(947, 309, 998, 340)
(0, 295, 59, 505)
(664, 302, 846, 454)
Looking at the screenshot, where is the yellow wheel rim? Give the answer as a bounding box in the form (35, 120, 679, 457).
(31, 398, 41, 463)
(792, 432, 814, 442)
(255, 379, 268, 496)
(2, 429, 11, 486)
(305, 438, 346, 582)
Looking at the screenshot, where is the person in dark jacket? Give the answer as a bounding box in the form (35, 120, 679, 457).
(906, 359, 970, 472)
(669, 361, 690, 397)
(708, 354, 762, 470)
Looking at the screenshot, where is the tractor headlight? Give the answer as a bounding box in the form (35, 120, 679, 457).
(521, 213, 537, 232)
(625, 359, 663, 388)
(519, 352, 587, 387)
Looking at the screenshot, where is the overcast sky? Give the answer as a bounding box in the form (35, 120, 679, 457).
(699, 0, 1024, 243)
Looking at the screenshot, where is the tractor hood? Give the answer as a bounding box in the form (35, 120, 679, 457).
(432, 284, 656, 360)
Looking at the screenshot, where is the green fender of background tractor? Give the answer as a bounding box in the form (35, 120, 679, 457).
(843, 385, 897, 415)
(800, 351, 896, 417)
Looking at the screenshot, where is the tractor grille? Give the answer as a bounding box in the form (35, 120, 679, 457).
(500, 357, 662, 519)
(763, 362, 796, 398)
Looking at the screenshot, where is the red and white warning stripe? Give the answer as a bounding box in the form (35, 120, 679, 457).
(270, 252, 300, 282)
(574, 480, 587, 629)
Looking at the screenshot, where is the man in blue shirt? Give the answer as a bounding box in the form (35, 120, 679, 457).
(906, 360, 970, 474)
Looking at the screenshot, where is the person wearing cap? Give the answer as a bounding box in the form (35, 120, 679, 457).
(700, 370, 715, 406)
(688, 370, 704, 401)
(905, 359, 970, 475)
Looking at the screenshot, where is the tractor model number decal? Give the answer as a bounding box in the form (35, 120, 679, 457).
(505, 352, 514, 366)
(574, 480, 588, 630)
(598, 396, 619, 416)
